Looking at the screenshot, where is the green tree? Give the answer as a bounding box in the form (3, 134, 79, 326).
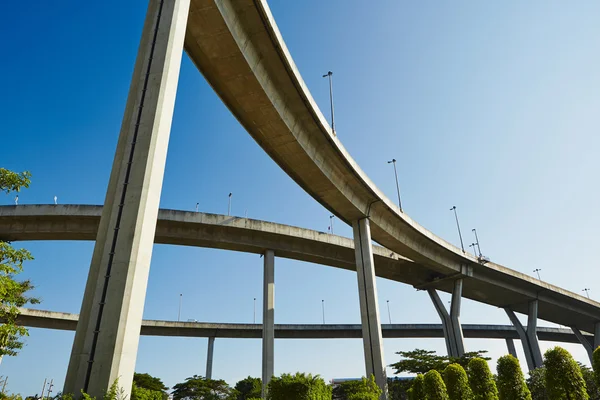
(0, 168, 38, 357)
(543, 347, 588, 400)
(267, 373, 331, 400)
(467, 358, 498, 400)
(387, 379, 411, 400)
(132, 385, 163, 400)
(579, 363, 600, 400)
(332, 376, 381, 400)
(233, 377, 261, 400)
(424, 370, 449, 400)
(443, 363, 472, 400)
(593, 347, 600, 388)
(407, 375, 425, 400)
(496, 355, 531, 400)
(134, 373, 169, 393)
(391, 349, 490, 375)
(526, 368, 547, 400)
(172, 376, 233, 400)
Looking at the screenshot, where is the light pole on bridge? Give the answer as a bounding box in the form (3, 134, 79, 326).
(329, 215, 335, 235)
(471, 228, 483, 258)
(321, 300, 325, 324)
(583, 288, 591, 299)
(387, 159, 403, 212)
(450, 206, 465, 253)
(322, 71, 335, 136)
(386, 300, 392, 324)
(533, 269, 542, 280)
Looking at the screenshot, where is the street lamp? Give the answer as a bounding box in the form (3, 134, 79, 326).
(583, 288, 591, 299)
(471, 228, 482, 258)
(228, 193, 232, 216)
(450, 206, 465, 252)
(322, 71, 335, 135)
(253, 297, 256, 324)
(178, 293, 182, 322)
(387, 159, 403, 211)
(533, 269, 542, 280)
(469, 243, 478, 257)
(195, 202, 199, 212)
(321, 300, 325, 324)
(329, 215, 335, 234)
(386, 300, 392, 324)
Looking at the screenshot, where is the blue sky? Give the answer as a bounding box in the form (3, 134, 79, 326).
(2, 0, 600, 395)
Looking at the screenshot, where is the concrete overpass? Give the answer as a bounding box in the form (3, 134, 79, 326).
(10, 0, 599, 397)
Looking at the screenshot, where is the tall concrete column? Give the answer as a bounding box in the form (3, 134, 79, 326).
(206, 337, 215, 379)
(595, 322, 600, 350)
(505, 301, 542, 371)
(63, 0, 189, 397)
(505, 338, 518, 358)
(262, 250, 275, 398)
(572, 327, 593, 363)
(353, 219, 388, 399)
(427, 281, 464, 358)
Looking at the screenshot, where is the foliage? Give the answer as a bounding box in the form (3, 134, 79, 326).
(0, 168, 38, 357)
(172, 376, 233, 400)
(105, 379, 127, 400)
(132, 385, 163, 400)
(266, 373, 331, 400)
(134, 373, 169, 393)
(594, 347, 600, 388)
(467, 358, 498, 400)
(233, 377, 261, 400)
(443, 363, 472, 400)
(407, 375, 425, 400)
(424, 370, 449, 400)
(526, 368, 547, 400)
(579, 363, 600, 400)
(0, 169, 30, 194)
(496, 355, 531, 400)
(543, 347, 588, 400)
(387, 379, 411, 400)
(332, 376, 381, 400)
(391, 349, 490, 375)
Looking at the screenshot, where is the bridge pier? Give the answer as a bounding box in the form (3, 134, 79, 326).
(505, 338, 518, 358)
(353, 219, 388, 399)
(595, 322, 600, 350)
(505, 300, 543, 371)
(62, 0, 189, 397)
(206, 337, 215, 379)
(427, 279, 465, 358)
(262, 250, 275, 398)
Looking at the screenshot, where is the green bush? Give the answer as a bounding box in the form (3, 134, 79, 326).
(424, 370, 449, 400)
(333, 376, 381, 400)
(267, 373, 332, 400)
(131, 385, 163, 400)
(525, 368, 546, 400)
(443, 363, 473, 400)
(496, 355, 531, 400)
(408, 374, 425, 400)
(593, 347, 600, 388)
(233, 377, 262, 400)
(544, 347, 588, 400)
(467, 358, 498, 400)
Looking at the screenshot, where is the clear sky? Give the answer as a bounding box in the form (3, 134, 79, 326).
(2, 0, 600, 395)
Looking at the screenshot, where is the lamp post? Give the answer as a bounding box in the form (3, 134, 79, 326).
(253, 297, 256, 324)
(178, 293, 182, 321)
(387, 159, 403, 211)
(469, 243, 478, 257)
(322, 71, 335, 135)
(386, 300, 392, 324)
(321, 300, 325, 324)
(533, 269, 542, 280)
(472, 228, 482, 257)
(450, 206, 465, 252)
(329, 215, 335, 234)
(583, 288, 591, 299)
(195, 202, 199, 212)
(228, 193, 232, 216)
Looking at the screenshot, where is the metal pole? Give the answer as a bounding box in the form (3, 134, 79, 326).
(195, 202, 199, 212)
(46, 379, 54, 400)
(228, 193, 232, 216)
(387, 159, 402, 211)
(329, 215, 334, 234)
(450, 206, 465, 252)
(472, 228, 482, 257)
(1, 377, 7, 395)
(533, 269, 541, 280)
(254, 297, 256, 324)
(386, 300, 392, 324)
(584, 288, 591, 299)
(322, 71, 335, 135)
(40, 378, 47, 400)
(178, 293, 182, 322)
(469, 243, 477, 257)
(322, 300, 325, 324)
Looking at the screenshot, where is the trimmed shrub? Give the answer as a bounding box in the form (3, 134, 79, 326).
(333, 376, 381, 400)
(424, 370, 449, 400)
(408, 374, 425, 400)
(593, 346, 600, 388)
(267, 373, 332, 400)
(131, 385, 163, 400)
(544, 346, 588, 400)
(467, 358, 498, 400)
(443, 363, 473, 400)
(496, 355, 531, 400)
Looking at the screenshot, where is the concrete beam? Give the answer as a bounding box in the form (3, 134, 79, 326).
(572, 327, 593, 363)
(505, 338, 517, 358)
(206, 337, 215, 379)
(353, 219, 387, 399)
(428, 289, 456, 357)
(262, 250, 275, 398)
(505, 305, 542, 371)
(63, 0, 190, 397)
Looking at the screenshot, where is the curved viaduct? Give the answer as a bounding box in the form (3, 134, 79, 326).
(13, 0, 599, 397)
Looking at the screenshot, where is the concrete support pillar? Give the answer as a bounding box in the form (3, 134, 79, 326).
(206, 337, 215, 380)
(505, 338, 517, 358)
(353, 219, 388, 400)
(63, 0, 189, 397)
(427, 280, 465, 358)
(505, 301, 542, 371)
(262, 250, 275, 398)
(571, 327, 593, 363)
(594, 322, 600, 350)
